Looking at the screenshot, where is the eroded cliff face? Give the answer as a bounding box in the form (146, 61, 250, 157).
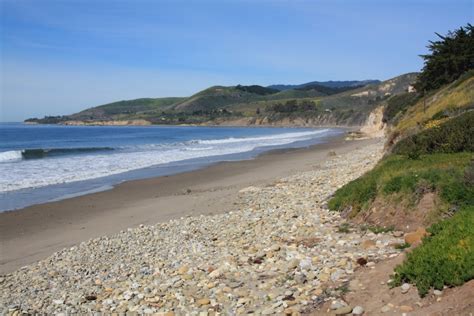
(207, 112, 370, 128)
(54, 110, 380, 129)
(359, 106, 386, 138)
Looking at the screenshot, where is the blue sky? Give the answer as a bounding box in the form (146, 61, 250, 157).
(1, 0, 472, 121)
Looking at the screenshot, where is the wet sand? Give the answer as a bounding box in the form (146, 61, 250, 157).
(0, 135, 377, 274)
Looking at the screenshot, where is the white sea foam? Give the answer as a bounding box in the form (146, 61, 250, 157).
(0, 150, 23, 162)
(0, 129, 333, 192)
(196, 130, 329, 145)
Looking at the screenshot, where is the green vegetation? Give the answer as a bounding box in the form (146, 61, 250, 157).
(265, 99, 320, 113)
(364, 225, 395, 234)
(329, 142, 473, 297)
(392, 111, 474, 156)
(337, 223, 351, 233)
(235, 85, 279, 95)
(415, 24, 474, 92)
(393, 71, 474, 139)
(268, 80, 380, 91)
(394, 242, 411, 250)
(330, 44, 474, 295)
(328, 152, 473, 216)
(382, 92, 420, 124)
(392, 207, 474, 297)
(26, 75, 417, 126)
(294, 83, 362, 95)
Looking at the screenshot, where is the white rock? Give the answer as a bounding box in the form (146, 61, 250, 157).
(401, 283, 411, 293)
(352, 305, 364, 315)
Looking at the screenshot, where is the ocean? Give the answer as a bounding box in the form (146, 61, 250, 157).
(0, 123, 344, 211)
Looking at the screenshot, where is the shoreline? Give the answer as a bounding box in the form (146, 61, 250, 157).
(0, 127, 347, 212)
(1, 133, 371, 274)
(1, 136, 398, 315)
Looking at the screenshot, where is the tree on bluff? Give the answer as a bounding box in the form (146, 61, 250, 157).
(415, 24, 474, 92)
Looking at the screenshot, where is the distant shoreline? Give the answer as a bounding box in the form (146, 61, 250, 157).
(21, 119, 362, 129)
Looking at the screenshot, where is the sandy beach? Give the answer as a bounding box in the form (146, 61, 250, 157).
(1, 134, 374, 274)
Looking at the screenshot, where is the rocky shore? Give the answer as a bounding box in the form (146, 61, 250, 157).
(0, 139, 405, 315)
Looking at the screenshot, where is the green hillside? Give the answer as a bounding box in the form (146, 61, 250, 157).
(69, 97, 185, 120)
(26, 80, 403, 126)
(328, 24, 474, 297)
(233, 73, 417, 126)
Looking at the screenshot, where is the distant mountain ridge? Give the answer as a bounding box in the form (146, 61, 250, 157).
(26, 75, 417, 127)
(268, 79, 381, 91)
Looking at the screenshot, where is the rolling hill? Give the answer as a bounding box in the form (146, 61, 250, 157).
(25, 76, 415, 126)
(268, 79, 380, 91)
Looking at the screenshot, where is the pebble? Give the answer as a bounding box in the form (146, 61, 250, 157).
(400, 305, 413, 312)
(196, 298, 210, 306)
(334, 305, 353, 315)
(0, 141, 402, 314)
(352, 305, 364, 315)
(401, 283, 411, 293)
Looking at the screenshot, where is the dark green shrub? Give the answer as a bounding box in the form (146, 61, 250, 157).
(383, 92, 420, 123)
(235, 85, 279, 95)
(407, 150, 421, 160)
(393, 111, 474, 155)
(415, 24, 474, 92)
(368, 225, 395, 234)
(394, 242, 411, 250)
(431, 110, 450, 120)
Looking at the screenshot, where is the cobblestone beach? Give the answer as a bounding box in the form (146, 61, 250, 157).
(1, 139, 406, 315)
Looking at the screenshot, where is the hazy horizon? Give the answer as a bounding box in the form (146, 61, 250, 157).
(1, 0, 472, 121)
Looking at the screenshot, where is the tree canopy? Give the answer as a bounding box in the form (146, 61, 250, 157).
(415, 24, 474, 92)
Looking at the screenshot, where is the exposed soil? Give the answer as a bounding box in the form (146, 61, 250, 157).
(308, 250, 474, 315)
(352, 192, 440, 232)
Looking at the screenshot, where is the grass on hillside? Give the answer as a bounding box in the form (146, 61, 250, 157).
(327, 153, 473, 216)
(395, 71, 474, 133)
